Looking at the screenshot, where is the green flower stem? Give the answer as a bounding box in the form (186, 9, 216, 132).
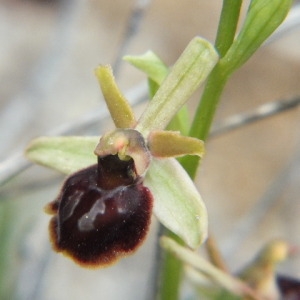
(171, 2, 293, 298)
(146, 1, 292, 296)
(158, 231, 184, 300)
(159, 2, 243, 298)
(215, 0, 242, 57)
(157, 64, 227, 300)
(179, 0, 243, 275)
(181, 0, 243, 177)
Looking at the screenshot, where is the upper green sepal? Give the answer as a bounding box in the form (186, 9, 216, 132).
(124, 50, 190, 134)
(135, 37, 219, 136)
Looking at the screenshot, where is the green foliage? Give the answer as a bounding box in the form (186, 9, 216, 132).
(221, 0, 293, 75)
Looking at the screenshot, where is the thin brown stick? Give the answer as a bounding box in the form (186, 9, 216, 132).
(206, 233, 229, 273)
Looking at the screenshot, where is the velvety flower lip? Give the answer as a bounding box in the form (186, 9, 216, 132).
(45, 155, 153, 268)
(25, 37, 219, 267)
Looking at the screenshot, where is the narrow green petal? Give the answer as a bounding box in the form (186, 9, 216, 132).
(95, 65, 136, 128)
(25, 136, 98, 174)
(135, 37, 219, 136)
(124, 51, 169, 85)
(148, 130, 205, 158)
(145, 158, 208, 249)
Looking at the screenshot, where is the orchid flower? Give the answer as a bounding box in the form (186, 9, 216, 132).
(25, 37, 219, 268)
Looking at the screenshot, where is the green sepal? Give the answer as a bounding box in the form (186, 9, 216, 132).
(124, 50, 190, 134)
(135, 37, 219, 136)
(25, 136, 98, 174)
(145, 158, 208, 248)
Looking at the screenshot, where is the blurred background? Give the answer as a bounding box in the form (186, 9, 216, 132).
(0, 0, 300, 299)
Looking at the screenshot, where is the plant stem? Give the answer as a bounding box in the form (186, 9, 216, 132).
(157, 64, 228, 299)
(158, 1, 241, 297)
(179, 0, 243, 279)
(158, 231, 183, 300)
(215, 0, 242, 57)
(181, 0, 242, 177)
(157, 0, 293, 298)
(158, 1, 243, 298)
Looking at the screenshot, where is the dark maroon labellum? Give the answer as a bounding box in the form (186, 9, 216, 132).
(277, 274, 300, 299)
(45, 154, 153, 268)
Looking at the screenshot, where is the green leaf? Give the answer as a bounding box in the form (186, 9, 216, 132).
(124, 51, 169, 85)
(25, 136, 98, 174)
(145, 158, 208, 248)
(135, 37, 219, 136)
(221, 0, 293, 74)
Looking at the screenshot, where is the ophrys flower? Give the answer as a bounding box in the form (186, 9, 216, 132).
(26, 37, 218, 267)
